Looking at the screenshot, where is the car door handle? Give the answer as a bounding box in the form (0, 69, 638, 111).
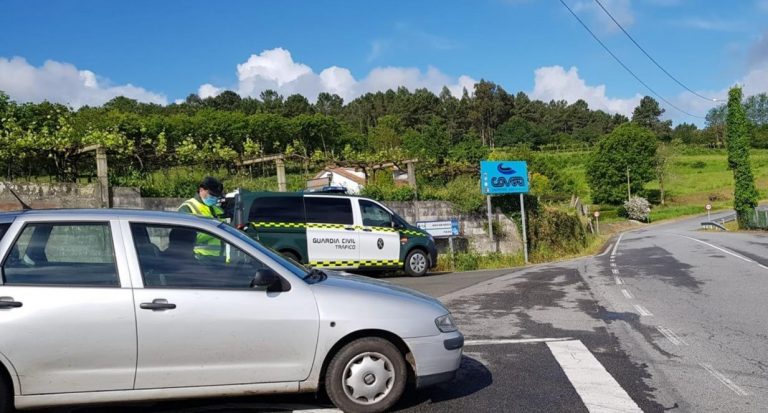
(140, 299, 176, 311)
(362, 228, 373, 232)
(345, 227, 356, 231)
(0, 298, 22, 309)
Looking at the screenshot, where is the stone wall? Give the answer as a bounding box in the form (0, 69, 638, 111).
(0, 182, 100, 211)
(111, 187, 184, 211)
(384, 201, 523, 255)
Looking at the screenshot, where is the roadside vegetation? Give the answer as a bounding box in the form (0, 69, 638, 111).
(2, 85, 767, 269)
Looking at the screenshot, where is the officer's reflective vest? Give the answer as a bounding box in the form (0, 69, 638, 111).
(178, 198, 225, 258)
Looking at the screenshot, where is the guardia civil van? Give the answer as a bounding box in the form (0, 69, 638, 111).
(228, 190, 438, 276)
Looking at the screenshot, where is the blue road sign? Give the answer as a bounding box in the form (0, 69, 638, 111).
(481, 160, 529, 194)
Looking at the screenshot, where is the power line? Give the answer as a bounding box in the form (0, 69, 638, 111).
(593, 0, 722, 103)
(558, 0, 705, 119)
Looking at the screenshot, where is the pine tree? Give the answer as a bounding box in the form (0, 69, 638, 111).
(726, 86, 759, 228)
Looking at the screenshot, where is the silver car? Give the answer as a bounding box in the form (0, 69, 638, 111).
(0, 209, 463, 413)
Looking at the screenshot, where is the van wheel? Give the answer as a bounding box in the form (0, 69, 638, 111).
(325, 337, 407, 413)
(404, 249, 429, 277)
(0, 375, 12, 413)
(280, 250, 300, 263)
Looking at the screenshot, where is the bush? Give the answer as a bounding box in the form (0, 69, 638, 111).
(528, 207, 588, 254)
(623, 196, 651, 221)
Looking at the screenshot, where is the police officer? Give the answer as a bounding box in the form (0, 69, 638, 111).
(178, 176, 226, 260)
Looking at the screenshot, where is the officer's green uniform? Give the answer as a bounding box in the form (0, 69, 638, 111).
(178, 196, 226, 259)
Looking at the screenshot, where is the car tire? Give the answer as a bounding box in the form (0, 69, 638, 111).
(0, 375, 12, 413)
(280, 250, 300, 263)
(325, 337, 407, 413)
(404, 249, 429, 277)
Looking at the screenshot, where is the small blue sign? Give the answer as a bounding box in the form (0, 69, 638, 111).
(481, 161, 529, 194)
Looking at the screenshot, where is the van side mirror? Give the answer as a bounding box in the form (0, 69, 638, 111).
(250, 268, 280, 289)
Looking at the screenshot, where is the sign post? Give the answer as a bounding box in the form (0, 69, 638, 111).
(593, 210, 600, 235)
(705, 203, 711, 221)
(481, 161, 530, 263)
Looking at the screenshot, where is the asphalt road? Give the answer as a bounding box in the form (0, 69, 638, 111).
(38, 211, 768, 412)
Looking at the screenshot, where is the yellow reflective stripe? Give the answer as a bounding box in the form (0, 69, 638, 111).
(307, 223, 350, 229)
(309, 259, 403, 268)
(400, 229, 427, 237)
(251, 222, 307, 229)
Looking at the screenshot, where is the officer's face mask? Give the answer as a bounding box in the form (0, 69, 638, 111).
(203, 195, 219, 207)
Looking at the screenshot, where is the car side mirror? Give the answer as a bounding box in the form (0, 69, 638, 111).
(250, 268, 280, 289)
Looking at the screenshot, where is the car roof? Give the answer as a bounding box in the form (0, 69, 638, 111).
(0, 208, 219, 224)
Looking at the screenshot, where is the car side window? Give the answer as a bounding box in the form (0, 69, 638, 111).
(0, 223, 9, 241)
(130, 223, 269, 289)
(1, 222, 119, 287)
(249, 196, 305, 223)
(305, 197, 353, 225)
(360, 200, 392, 228)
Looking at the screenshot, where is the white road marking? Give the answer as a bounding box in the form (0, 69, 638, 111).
(614, 276, 624, 285)
(611, 233, 624, 256)
(677, 235, 754, 264)
(656, 326, 688, 346)
(633, 304, 653, 316)
(599, 243, 613, 256)
(464, 337, 573, 346)
(700, 363, 749, 396)
(547, 340, 643, 413)
(621, 289, 633, 299)
(610, 262, 617, 268)
(611, 268, 619, 275)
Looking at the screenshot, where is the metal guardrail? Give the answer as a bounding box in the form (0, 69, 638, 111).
(701, 221, 727, 231)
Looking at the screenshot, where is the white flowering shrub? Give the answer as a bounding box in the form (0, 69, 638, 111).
(623, 196, 651, 222)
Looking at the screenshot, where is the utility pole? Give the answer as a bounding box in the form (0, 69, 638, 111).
(626, 166, 631, 201)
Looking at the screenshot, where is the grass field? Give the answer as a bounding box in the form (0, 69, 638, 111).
(551, 148, 768, 222)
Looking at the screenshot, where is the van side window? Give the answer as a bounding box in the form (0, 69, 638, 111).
(360, 200, 392, 228)
(305, 197, 353, 225)
(249, 196, 305, 223)
(2, 222, 119, 287)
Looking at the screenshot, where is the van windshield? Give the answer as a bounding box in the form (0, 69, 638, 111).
(218, 223, 309, 278)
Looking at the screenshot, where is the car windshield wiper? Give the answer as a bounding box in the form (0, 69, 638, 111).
(304, 268, 328, 283)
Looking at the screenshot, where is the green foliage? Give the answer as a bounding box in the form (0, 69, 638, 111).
(726, 87, 759, 228)
(528, 207, 588, 256)
(587, 123, 658, 204)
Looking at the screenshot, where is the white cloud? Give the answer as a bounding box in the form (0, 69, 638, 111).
(574, 0, 635, 33)
(675, 17, 742, 32)
(205, 48, 477, 103)
(198, 83, 223, 98)
(0, 56, 167, 107)
(530, 65, 642, 116)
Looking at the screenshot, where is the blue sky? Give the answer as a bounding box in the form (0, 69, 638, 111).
(1, 0, 767, 124)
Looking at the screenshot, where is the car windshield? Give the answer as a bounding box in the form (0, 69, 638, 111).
(218, 223, 309, 279)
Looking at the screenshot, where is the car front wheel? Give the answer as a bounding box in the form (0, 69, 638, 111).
(404, 249, 429, 277)
(325, 337, 407, 413)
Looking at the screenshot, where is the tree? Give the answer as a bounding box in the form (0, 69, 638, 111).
(655, 141, 678, 205)
(283, 94, 313, 117)
(726, 86, 759, 228)
(315, 92, 343, 116)
(587, 123, 658, 204)
(260, 90, 284, 114)
(632, 96, 672, 138)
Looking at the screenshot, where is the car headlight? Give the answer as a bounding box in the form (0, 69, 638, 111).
(435, 314, 458, 333)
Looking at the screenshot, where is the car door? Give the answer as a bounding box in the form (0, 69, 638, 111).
(0, 219, 137, 395)
(304, 196, 359, 268)
(125, 221, 319, 389)
(356, 199, 401, 268)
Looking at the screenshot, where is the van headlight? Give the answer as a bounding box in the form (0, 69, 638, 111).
(435, 314, 458, 333)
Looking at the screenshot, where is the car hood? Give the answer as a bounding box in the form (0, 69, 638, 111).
(317, 271, 445, 309)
